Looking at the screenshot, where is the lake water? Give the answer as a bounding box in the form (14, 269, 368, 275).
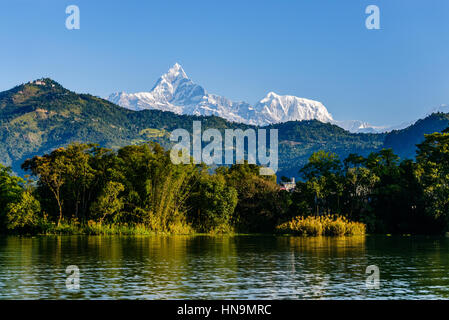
(1, 235, 449, 299)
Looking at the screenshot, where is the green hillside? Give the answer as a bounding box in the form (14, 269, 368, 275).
(0, 79, 248, 174)
(271, 120, 384, 177)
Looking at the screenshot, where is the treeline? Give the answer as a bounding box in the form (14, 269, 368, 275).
(1, 128, 449, 235)
(0, 142, 285, 234)
(288, 129, 449, 234)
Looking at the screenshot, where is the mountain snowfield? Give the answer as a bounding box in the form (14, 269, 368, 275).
(107, 63, 389, 133)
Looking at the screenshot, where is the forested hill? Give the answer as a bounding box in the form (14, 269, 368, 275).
(0, 78, 446, 178)
(384, 113, 449, 160)
(0, 78, 249, 174)
(268, 120, 384, 177)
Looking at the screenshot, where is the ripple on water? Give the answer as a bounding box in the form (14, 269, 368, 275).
(1, 235, 449, 299)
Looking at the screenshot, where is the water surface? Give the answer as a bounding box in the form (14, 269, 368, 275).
(0, 235, 448, 299)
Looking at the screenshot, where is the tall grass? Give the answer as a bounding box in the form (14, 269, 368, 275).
(35, 219, 193, 235)
(143, 160, 196, 233)
(276, 215, 366, 236)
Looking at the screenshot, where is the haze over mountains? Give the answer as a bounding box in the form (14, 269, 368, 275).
(108, 63, 390, 133)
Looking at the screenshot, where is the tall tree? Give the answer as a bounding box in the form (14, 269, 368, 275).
(22, 149, 66, 225)
(0, 164, 24, 229)
(416, 130, 449, 232)
(299, 151, 344, 215)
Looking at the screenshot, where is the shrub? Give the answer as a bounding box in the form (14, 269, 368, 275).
(276, 216, 323, 236)
(344, 220, 366, 235)
(276, 214, 366, 236)
(324, 219, 346, 236)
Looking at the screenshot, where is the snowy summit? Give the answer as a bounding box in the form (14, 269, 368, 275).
(108, 63, 382, 132)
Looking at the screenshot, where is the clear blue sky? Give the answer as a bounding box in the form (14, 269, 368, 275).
(0, 0, 448, 126)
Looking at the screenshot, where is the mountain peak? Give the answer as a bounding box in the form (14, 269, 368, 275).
(107, 65, 386, 132)
(266, 91, 279, 98)
(254, 92, 334, 125)
(26, 78, 61, 88)
(166, 63, 188, 80)
(14, 78, 66, 97)
(171, 62, 183, 70)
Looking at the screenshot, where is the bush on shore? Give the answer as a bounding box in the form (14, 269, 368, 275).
(276, 215, 366, 236)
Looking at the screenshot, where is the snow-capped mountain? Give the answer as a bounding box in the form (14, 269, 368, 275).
(108, 63, 382, 132)
(252, 92, 333, 125)
(333, 120, 390, 133)
(108, 63, 203, 114)
(108, 63, 254, 123)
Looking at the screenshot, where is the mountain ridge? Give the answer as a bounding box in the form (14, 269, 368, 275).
(108, 63, 383, 132)
(1, 78, 448, 181)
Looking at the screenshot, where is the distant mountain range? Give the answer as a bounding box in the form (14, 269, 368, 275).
(108, 63, 393, 133)
(1, 78, 449, 180)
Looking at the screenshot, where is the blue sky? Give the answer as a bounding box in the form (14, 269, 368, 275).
(0, 0, 448, 126)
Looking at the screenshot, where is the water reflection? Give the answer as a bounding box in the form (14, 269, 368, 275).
(0, 235, 449, 299)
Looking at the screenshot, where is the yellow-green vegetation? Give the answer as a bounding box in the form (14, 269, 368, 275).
(37, 219, 192, 235)
(139, 128, 167, 138)
(12, 85, 41, 104)
(276, 215, 366, 236)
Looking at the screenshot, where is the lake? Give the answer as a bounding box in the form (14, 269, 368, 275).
(1, 235, 449, 299)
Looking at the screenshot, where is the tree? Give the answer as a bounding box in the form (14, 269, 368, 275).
(90, 181, 124, 223)
(22, 149, 66, 225)
(362, 149, 402, 232)
(299, 151, 344, 215)
(416, 131, 449, 232)
(22, 144, 104, 225)
(188, 173, 238, 232)
(6, 191, 41, 231)
(221, 162, 284, 232)
(61, 143, 96, 220)
(0, 164, 25, 229)
(343, 166, 379, 229)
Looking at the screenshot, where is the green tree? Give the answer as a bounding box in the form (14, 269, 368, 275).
(0, 164, 25, 229)
(61, 143, 96, 220)
(221, 162, 284, 232)
(363, 149, 402, 232)
(22, 149, 66, 225)
(6, 191, 41, 231)
(188, 173, 238, 233)
(343, 165, 379, 230)
(299, 151, 344, 215)
(416, 130, 449, 232)
(90, 181, 124, 223)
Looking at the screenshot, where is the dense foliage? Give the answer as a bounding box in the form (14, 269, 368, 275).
(1, 127, 449, 235)
(0, 142, 282, 234)
(289, 129, 449, 234)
